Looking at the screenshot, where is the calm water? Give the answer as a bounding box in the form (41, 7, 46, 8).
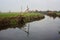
(0, 15, 60, 40)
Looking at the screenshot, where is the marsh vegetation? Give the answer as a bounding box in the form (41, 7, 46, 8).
(0, 12, 44, 30)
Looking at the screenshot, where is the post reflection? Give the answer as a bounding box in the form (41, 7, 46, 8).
(20, 23, 30, 37)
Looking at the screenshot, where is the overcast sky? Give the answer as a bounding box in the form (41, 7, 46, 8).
(0, 0, 60, 12)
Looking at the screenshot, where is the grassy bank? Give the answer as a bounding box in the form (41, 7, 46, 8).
(0, 12, 44, 28)
(0, 12, 20, 18)
(46, 12, 60, 18)
(20, 12, 44, 22)
(0, 12, 44, 17)
(56, 13, 60, 17)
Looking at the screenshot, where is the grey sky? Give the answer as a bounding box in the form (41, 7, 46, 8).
(0, 0, 60, 12)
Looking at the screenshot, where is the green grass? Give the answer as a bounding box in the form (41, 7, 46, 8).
(56, 13, 60, 17)
(20, 12, 44, 22)
(56, 13, 60, 15)
(0, 12, 44, 30)
(0, 12, 44, 23)
(0, 12, 44, 18)
(21, 12, 44, 17)
(0, 12, 20, 18)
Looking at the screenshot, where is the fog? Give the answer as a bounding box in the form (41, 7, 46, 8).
(0, 0, 60, 12)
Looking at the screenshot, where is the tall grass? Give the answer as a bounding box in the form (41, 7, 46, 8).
(0, 12, 45, 30)
(0, 12, 20, 18)
(0, 12, 45, 27)
(56, 13, 60, 17)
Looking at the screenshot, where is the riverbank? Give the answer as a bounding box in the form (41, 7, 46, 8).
(56, 13, 60, 17)
(0, 12, 45, 27)
(46, 12, 60, 18)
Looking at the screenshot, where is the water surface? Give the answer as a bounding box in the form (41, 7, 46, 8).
(0, 15, 60, 40)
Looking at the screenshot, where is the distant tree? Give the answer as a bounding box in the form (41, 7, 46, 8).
(0, 11, 1, 13)
(58, 11, 60, 13)
(46, 10, 51, 12)
(35, 10, 38, 13)
(9, 10, 11, 13)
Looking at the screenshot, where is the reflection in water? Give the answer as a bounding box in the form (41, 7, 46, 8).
(46, 12, 60, 19)
(58, 26, 60, 35)
(21, 23, 30, 36)
(0, 15, 60, 40)
(0, 16, 44, 40)
(24, 23, 30, 40)
(0, 18, 31, 40)
(48, 15, 57, 19)
(58, 31, 60, 34)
